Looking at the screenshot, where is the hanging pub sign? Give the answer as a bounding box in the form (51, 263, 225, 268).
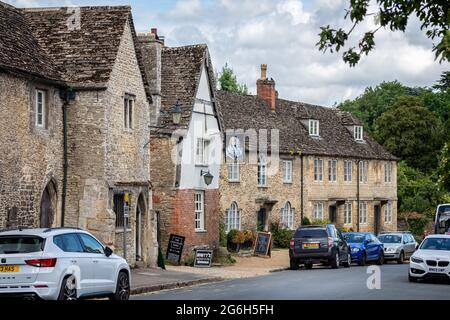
(166, 234, 185, 265)
(254, 232, 273, 258)
(194, 249, 213, 268)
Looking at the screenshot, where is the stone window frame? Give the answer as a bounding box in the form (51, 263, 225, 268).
(344, 160, 353, 182)
(225, 202, 241, 232)
(384, 162, 392, 184)
(359, 202, 368, 225)
(35, 89, 46, 128)
(281, 202, 295, 230)
(257, 155, 267, 187)
(282, 160, 293, 184)
(313, 202, 324, 221)
(194, 191, 205, 232)
(123, 94, 135, 131)
(314, 158, 324, 182)
(344, 202, 352, 225)
(358, 161, 369, 184)
(354, 125, 364, 141)
(328, 159, 337, 182)
(227, 161, 240, 183)
(384, 202, 393, 224)
(309, 119, 320, 137)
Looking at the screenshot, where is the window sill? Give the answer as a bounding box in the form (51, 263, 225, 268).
(283, 181, 293, 185)
(258, 185, 268, 189)
(195, 230, 207, 234)
(195, 163, 209, 168)
(115, 228, 132, 233)
(228, 180, 241, 184)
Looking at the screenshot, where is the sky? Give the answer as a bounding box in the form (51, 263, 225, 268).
(5, 0, 449, 106)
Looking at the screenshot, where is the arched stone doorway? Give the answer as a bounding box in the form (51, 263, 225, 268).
(40, 180, 57, 228)
(135, 194, 146, 262)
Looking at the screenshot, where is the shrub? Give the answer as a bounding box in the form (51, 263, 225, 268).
(302, 216, 311, 225)
(219, 222, 227, 247)
(310, 219, 332, 225)
(157, 246, 166, 270)
(270, 223, 294, 248)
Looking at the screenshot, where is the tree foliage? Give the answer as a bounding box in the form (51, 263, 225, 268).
(438, 142, 450, 192)
(374, 96, 445, 172)
(218, 63, 249, 95)
(317, 0, 450, 66)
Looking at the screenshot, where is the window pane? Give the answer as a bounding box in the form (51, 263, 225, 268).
(78, 234, 104, 254)
(129, 99, 133, 129)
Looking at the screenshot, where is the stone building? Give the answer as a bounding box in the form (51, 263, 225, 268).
(149, 42, 222, 258)
(0, 3, 158, 266)
(218, 65, 398, 234)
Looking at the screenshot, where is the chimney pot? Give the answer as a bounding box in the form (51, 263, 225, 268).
(256, 64, 276, 112)
(260, 64, 267, 80)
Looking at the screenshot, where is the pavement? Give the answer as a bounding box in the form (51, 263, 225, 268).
(133, 263, 450, 300)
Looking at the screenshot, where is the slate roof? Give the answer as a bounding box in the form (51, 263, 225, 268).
(22, 5, 149, 91)
(0, 2, 62, 82)
(156, 44, 217, 135)
(217, 90, 397, 161)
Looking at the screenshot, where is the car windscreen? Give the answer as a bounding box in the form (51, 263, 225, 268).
(378, 235, 402, 244)
(0, 236, 44, 254)
(294, 228, 328, 238)
(344, 233, 365, 243)
(420, 238, 450, 251)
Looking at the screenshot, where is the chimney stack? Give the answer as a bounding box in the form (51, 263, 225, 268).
(256, 64, 277, 112)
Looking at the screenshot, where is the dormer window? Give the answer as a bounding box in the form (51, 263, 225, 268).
(309, 120, 320, 137)
(354, 126, 363, 141)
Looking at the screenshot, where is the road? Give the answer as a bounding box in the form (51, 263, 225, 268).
(133, 264, 450, 300)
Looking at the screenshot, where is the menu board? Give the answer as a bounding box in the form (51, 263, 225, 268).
(254, 232, 272, 257)
(166, 234, 185, 264)
(194, 249, 213, 268)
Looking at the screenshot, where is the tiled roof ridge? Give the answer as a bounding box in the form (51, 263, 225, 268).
(22, 5, 131, 11)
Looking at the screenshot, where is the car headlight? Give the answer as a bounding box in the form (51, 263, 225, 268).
(411, 257, 424, 264)
(386, 247, 397, 253)
(351, 247, 360, 253)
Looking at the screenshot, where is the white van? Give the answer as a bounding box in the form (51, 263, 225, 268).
(434, 204, 450, 235)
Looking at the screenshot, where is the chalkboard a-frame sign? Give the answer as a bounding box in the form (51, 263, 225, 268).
(166, 234, 185, 264)
(254, 232, 273, 258)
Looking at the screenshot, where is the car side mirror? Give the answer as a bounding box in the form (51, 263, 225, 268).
(105, 246, 113, 257)
(364, 239, 371, 245)
(415, 244, 419, 250)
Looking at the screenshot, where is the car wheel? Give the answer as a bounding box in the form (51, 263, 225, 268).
(331, 251, 340, 269)
(305, 263, 313, 270)
(397, 251, 404, 264)
(376, 251, 384, 265)
(358, 252, 367, 266)
(343, 252, 351, 268)
(110, 271, 130, 301)
(58, 275, 77, 301)
(408, 274, 418, 283)
(290, 259, 299, 270)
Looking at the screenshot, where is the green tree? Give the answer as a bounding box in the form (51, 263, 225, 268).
(218, 64, 249, 95)
(433, 71, 450, 92)
(438, 142, 450, 192)
(317, 0, 449, 66)
(374, 96, 445, 172)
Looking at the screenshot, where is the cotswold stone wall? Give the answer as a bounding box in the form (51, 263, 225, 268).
(0, 72, 63, 229)
(220, 153, 398, 233)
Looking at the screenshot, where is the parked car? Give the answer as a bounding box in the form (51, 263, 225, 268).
(409, 235, 450, 282)
(343, 232, 384, 266)
(378, 231, 417, 264)
(434, 204, 450, 235)
(0, 227, 130, 300)
(289, 225, 351, 270)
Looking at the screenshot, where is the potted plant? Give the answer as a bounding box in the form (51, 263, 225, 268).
(242, 230, 256, 250)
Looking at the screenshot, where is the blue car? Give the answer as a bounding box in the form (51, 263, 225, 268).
(343, 232, 384, 266)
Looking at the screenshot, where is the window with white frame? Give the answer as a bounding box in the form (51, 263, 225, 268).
(313, 202, 324, 220)
(281, 202, 295, 229)
(384, 202, 392, 223)
(283, 160, 293, 183)
(314, 159, 323, 182)
(195, 138, 209, 165)
(258, 155, 267, 187)
(123, 96, 134, 129)
(344, 160, 352, 182)
(344, 202, 352, 225)
(194, 191, 205, 231)
(35, 90, 46, 128)
(228, 161, 240, 182)
(384, 162, 392, 183)
(359, 202, 368, 224)
(359, 161, 368, 183)
(328, 160, 337, 182)
(309, 119, 320, 136)
(225, 202, 240, 232)
(354, 126, 363, 141)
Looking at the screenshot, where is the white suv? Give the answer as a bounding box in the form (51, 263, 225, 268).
(0, 228, 130, 300)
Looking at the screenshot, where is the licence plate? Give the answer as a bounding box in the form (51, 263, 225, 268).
(0, 265, 19, 273)
(303, 243, 320, 249)
(429, 267, 446, 273)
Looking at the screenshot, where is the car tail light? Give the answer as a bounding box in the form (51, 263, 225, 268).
(290, 240, 295, 249)
(25, 258, 57, 268)
(328, 237, 334, 247)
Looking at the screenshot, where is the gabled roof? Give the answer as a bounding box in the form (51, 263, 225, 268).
(217, 90, 397, 161)
(156, 44, 217, 135)
(0, 2, 61, 82)
(23, 5, 149, 91)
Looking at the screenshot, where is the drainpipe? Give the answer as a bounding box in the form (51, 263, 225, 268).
(60, 88, 76, 227)
(356, 159, 361, 232)
(300, 154, 304, 224)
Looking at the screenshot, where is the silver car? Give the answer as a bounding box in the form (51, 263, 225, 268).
(377, 232, 417, 264)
